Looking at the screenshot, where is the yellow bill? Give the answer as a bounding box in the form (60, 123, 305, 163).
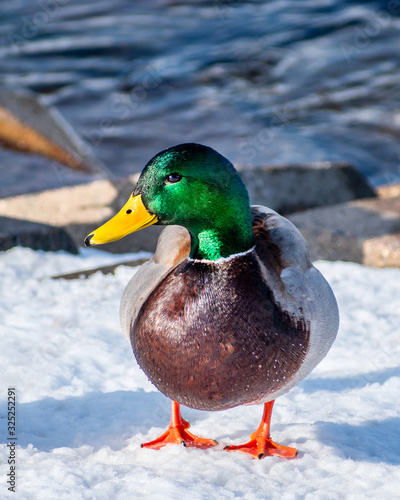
(84, 194, 157, 246)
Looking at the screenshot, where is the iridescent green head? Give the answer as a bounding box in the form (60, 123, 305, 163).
(85, 143, 255, 260)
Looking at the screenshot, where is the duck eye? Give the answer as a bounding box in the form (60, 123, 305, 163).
(166, 172, 182, 184)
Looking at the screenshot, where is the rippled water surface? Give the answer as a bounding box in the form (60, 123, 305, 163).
(1, 0, 400, 196)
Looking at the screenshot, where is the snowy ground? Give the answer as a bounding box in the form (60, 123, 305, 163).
(1, 247, 399, 499)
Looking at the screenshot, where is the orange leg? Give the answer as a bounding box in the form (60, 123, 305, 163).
(224, 400, 298, 460)
(141, 400, 218, 450)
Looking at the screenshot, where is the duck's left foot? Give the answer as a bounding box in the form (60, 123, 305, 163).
(224, 400, 298, 460)
(224, 437, 297, 460)
(141, 401, 218, 450)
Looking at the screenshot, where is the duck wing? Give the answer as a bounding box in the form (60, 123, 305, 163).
(250, 205, 339, 402)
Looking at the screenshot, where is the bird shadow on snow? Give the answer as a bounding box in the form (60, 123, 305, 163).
(11, 389, 209, 453)
(299, 366, 400, 465)
(316, 417, 400, 466)
(300, 365, 400, 393)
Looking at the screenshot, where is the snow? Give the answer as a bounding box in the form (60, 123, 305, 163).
(1, 247, 399, 499)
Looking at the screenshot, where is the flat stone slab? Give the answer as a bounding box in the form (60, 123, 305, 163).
(0, 216, 78, 254)
(49, 257, 149, 280)
(0, 162, 376, 254)
(2, 175, 397, 267)
(0, 179, 118, 226)
(238, 162, 376, 214)
(288, 194, 400, 267)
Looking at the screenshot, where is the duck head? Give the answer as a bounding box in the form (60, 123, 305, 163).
(85, 143, 255, 260)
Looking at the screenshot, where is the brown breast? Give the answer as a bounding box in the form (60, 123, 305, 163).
(131, 252, 310, 411)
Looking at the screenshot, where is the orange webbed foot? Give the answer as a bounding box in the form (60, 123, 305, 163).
(224, 437, 297, 460)
(141, 426, 218, 450)
(224, 400, 298, 460)
(141, 401, 218, 450)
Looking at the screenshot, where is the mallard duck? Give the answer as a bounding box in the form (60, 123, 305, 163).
(85, 143, 339, 459)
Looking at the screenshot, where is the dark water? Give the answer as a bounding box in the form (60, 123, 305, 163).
(1, 0, 400, 197)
